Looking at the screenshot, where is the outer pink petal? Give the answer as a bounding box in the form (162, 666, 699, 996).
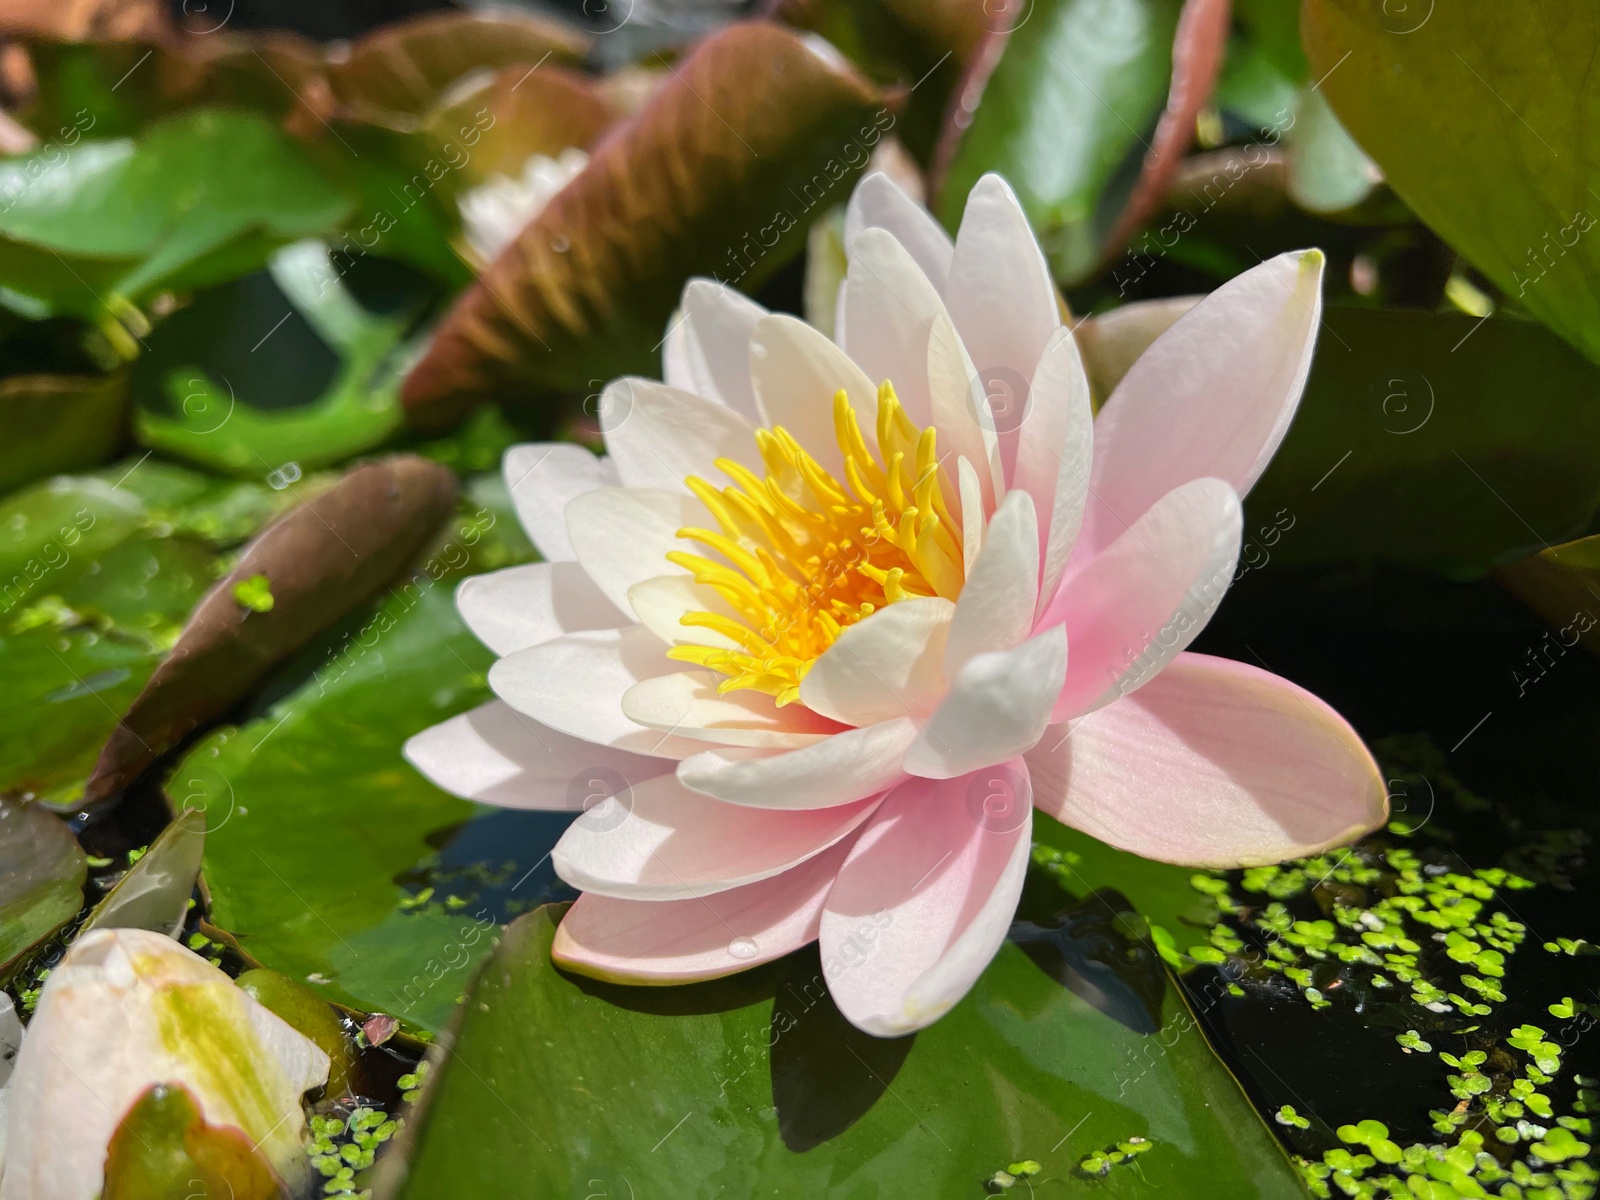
(455, 561, 627, 657)
(502, 443, 619, 563)
(820, 769, 1033, 1037)
(1026, 652, 1388, 867)
(551, 838, 855, 984)
(552, 773, 880, 900)
(1041, 476, 1241, 722)
(1076, 249, 1323, 560)
(403, 700, 671, 810)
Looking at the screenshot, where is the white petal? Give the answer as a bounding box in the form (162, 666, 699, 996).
(945, 490, 1039, 675)
(679, 278, 767, 422)
(958, 455, 985, 566)
(627, 573, 742, 651)
(552, 772, 878, 900)
(748, 313, 879, 474)
(662, 307, 694, 392)
(456, 561, 627, 657)
(404, 700, 673, 809)
(944, 174, 1060, 478)
(844, 171, 954, 289)
(927, 312, 1003, 508)
(1078, 250, 1323, 558)
(821, 770, 1032, 1036)
(552, 839, 853, 983)
(1026, 652, 1388, 866)
(1011, 328, 1093, 617)
(503, 443, 619, 562)
(676, 717, 917, 809)
(564, 487, 704, 613)
(489, 626, 701, 758)
(1042, 477, 1241, 721)
(841, 226, 951, 427)
(799, 597, 954, 727)
(599, 378, 761, 491)
(903, 626, 1066, 779)
(622, 671, 842, 749)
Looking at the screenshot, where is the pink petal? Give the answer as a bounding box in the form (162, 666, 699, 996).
(552, 838, 855, 984)
(455, 561, 627, 657)
(1042, 477, 1241, 722)
(903, 627, 1066, 780)
(552, 773, 880, 900)
(799, 597, 954, 727)
(1076, 250, 1323, 559)
(943, 174, 1060, 479)
(675, 717, 918, 809)
(1027, 651, 1389, 867)
(403, 701, 672, 810)
(678, 279, 767, 423)
(599, 378, 761, 491)
(844, 171, 954, 290)
(820, 768, 1033, 1036)
(489, 627, 701, 759)
(502, 443, 619, 563)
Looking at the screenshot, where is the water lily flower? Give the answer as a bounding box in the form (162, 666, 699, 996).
(0, 928, 328, 1199)
(406, 171, 1387, 1037)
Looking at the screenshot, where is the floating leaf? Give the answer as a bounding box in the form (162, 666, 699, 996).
(1496, 534, 1600, 657)
(0, 797, 86, 974)
(0, 370, 127, 493)
(85, 455, 458, 803)
(1244, 308, 1600, 574)
(1304, 0, 1600, 367)
(401, 20, 888, 428)
(236, 968, 358, 1100)
(378, 902, 1302, 1197)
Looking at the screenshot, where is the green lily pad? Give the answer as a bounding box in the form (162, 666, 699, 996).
(0, 108, 352, 323)
(1244, 307, 1600, 574)
(0, 797, 86, 975)
(132, 242, 412, 478)
(1303, 0, 1600, 368)
(186, 542, 559, 1033)
(937, 0, 1183, 282)
(0, 370, 128, 494)
(379, 901, 1302, 1197)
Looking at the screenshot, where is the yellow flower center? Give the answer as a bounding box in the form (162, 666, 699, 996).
(666, 383, 965, 706)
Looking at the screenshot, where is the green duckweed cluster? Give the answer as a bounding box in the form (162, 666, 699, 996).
(307, 1105, 403, 1198)
(1077, 1136, 1153, 1178)
(1180, 846, 1533, 1016)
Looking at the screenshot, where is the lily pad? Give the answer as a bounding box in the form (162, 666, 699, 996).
(186, 567, 565, 1033)
(102, 1081, 288, 1200)
(0, 370, 128, 493)
(1303, 0, 1600, 368)
(0, 797, 87, 974)
(1244, 307, 1600, 574)
(378, 900, 1302, 1197)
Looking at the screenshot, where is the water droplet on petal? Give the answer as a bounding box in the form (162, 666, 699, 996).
(728, 936, 758, 960)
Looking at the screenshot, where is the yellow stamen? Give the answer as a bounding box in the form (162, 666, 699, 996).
(673, 384, 964, 704)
